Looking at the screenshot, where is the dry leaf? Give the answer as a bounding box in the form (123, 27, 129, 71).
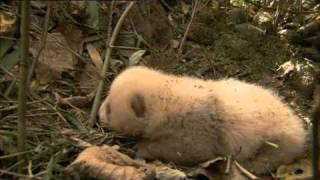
(0, 11, 16, 34)
(76, 64, 99, 94)
(55, 22, 84, 68)
(129, 50, 146, 66)
(86, 44, 103, 71)
(30, 32, 74, 85)
(64, 145, 155, 180)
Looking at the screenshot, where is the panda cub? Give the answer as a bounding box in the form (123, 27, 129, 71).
(99, 66, 307, 174)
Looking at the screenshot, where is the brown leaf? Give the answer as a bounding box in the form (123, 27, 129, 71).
(64, 145, 156, 180)
(0, 11, 16, 34)
(30, 32, 74, 85)
(86, 44, 103, 71)
(76, 64, 99, 95)
(125, 1, 173, 49)
(55, 22, 84, 68)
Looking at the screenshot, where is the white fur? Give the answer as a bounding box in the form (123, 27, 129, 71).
(99, 66, 307, 174)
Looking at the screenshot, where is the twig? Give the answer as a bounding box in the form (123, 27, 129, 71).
(264, 141, 279, 149)
(18, 0, 30, 169)
(4, 78, 16, 98)
(89, 1, 136, 127)
(178, 0, 199, 55)
(0, 150, 34, 160)
(0, 98, 47, 112)
(0, 169, 30, 178)
(109, 45, 141, 50)
(0, 64, 15, 78)
(28, 160, 33, 177)
(224, 155, 232, 174)
(27, 3, 51, 88)
(234, 160, 258, 180)
(0, 35, 18, 40)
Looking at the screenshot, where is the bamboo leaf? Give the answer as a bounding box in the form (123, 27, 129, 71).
(0, 47, 20, 70)
(0, 39, 14, 59)
(86, 1, 99, 28)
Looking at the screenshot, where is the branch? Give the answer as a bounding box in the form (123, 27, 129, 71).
(18, 0, 30, 170)
(27, 3, 51, 88)
(89, 1, 136, 127)
(178, 0, 199, 55)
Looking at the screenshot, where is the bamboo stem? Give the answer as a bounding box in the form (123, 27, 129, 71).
(89, 1, 136, 127)
(18, 0, 30, 169)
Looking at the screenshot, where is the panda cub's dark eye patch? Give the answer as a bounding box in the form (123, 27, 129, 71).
(130, 94, 146, 118)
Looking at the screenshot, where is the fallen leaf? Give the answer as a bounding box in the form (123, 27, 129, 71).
(0, 47, 19, 70)
(55, 22, 84, 69)
(64, 145, 156, 180)
(0, 39, 14, 59)
(30, 32, 74, 85)
(76, 63, 99, 95)
(86, 44, 103, 71)
(0, 11, 16, 34)
(64, 113, 87, 133)
(86, 1, 100, 28)
(129, 50, 146, 66)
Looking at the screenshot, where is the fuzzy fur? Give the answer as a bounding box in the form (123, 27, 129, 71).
(99, 66, 307, 174)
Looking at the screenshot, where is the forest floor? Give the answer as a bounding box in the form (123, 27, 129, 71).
(0, 1, 320, 179)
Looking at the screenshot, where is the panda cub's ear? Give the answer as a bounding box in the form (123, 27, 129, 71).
(130, 93, 146, 118)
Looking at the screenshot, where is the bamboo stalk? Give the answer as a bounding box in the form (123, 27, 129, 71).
(89, 1, 136, 127)
(18, 0, 30, 169)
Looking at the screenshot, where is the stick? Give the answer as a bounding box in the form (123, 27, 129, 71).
(27, 3, 51, 87)
(234, 160, 258, 180)
(224, 155, 232, 174)
(89, 1, 136, 127)
(18, 0, 30, 170)
(178, 0, 198, 55)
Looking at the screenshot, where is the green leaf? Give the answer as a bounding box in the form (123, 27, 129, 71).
(64, 113, 87, 132)
(0, 47, 20, 70)
(86, 1, 99, 28)
(0, 39, 14, 59)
